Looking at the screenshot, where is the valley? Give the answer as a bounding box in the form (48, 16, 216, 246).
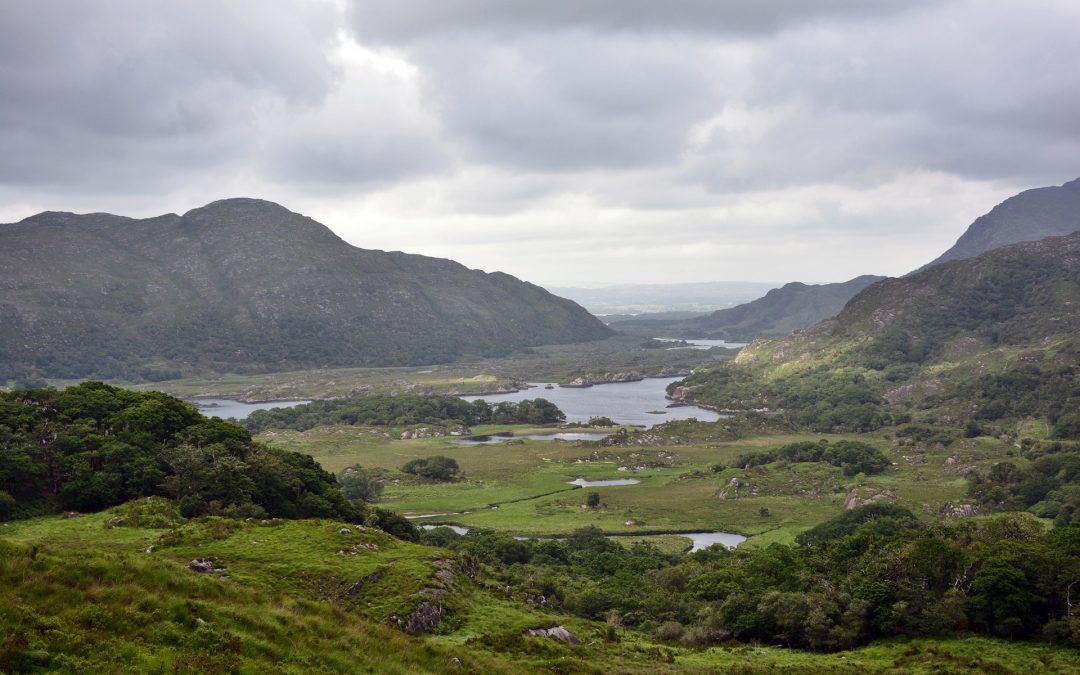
(3, 180, 1080, 672)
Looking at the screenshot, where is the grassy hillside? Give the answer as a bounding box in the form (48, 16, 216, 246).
(3, 506, 1079, 673)
(0, 198, 611, 382)
(673, 232, 1080, 431)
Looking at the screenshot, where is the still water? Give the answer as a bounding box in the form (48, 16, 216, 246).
(461, 377, 720, 427)
(656, 338, 748, 350)
(188, 397, 311, 420)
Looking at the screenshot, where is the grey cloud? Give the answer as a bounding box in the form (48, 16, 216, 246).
(0, 1, 341, 188)
(347, 0, 939, 42)
(408, 34, 717, 170)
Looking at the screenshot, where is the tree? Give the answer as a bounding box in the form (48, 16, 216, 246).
(586, 492, 601, 508)
(339, 465, 382, 503)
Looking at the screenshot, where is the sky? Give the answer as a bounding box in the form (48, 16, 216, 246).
(1, 0, 1078, 287)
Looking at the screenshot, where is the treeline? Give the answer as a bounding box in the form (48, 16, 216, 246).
(244, 394, 565, 432)
(731, 439, 891, 476)
(432, 509, 1080, 651)
(969, 440, 1080, 526)
(0, 383, 355, 521)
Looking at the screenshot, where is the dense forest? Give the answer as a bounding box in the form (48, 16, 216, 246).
(424, 509, 1080, 651)
(0, 382, 355, 521)
(244, 393, 565, 432)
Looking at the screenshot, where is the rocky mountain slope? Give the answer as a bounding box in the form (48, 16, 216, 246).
(0, 198, 611, 380)
(672, 232, 1080, 431)
(916, 176, 1080, 272)
(615, 275, 884, 341)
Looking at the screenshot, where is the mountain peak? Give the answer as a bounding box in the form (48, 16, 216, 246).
(916, 176, 1080, 272)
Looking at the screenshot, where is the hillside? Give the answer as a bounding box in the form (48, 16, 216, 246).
(916, 176, 1080, 272)
(615, 275, 885, 341)
(672, 232, 1080, 434)
(0, 199, 611, 381)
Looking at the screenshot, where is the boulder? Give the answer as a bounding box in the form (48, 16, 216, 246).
(524, 626, 580, 644)
(404, 602, 445, 634)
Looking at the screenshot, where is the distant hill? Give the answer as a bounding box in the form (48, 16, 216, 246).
(615, 275, 885, 341)
(673, 232, 1080, 432)
(549, 281, 776, 315)
(0, 198, 611, 381)
(916, 176, 1080, 272)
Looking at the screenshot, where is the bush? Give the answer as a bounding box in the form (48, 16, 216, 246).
(401, 456, 460, 481)
(0, 490, 15, 520)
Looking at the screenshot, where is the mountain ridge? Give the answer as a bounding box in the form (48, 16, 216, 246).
(0, 198, 612, 381)
(614, 275, 885, 341)
(673, 231, 1080, 431)
(915, 176, 1080, 272)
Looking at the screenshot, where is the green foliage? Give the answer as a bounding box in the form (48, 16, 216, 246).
(0, 382, 355, 521)
(339, 465, 383, 504)
(968, 444, 1080, 525)
(445, 516, 1080, 653)
(795, 503, 924, 546)
(735, 439, 891, 476)
(368, 507, 420, 542)
(245, 394, 565, 432)
(401, 455, 460, 481)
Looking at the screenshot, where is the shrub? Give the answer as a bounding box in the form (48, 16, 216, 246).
(401, 456, 460, 481)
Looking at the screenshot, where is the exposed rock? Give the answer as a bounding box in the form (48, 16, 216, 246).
(562, 371, 644, 388)
(941, 503, 978, 519)
(449, 657, 463, 669)
(525, 594, 547, 606)
(842, 488, 896, 510)
(188, 559, 226, 574)
(717, 477, 741, 500)
(347, 569, 385, 596)
(524, 626, 581, 644)
(401, 426, 469, 439)
(339, 527, 352, 535)
(404, 602, 445, 634)
(944, 456, 958, 466)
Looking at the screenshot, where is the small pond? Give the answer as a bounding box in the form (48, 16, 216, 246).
(451, 431, 615, 445)
(513, 531, 745, 550)
(567, 477, 640, 487)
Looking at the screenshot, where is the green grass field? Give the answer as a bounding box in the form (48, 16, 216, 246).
(258, 423, 1015, 547)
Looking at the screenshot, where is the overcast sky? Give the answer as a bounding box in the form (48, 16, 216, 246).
(2, 1, 1077, 287)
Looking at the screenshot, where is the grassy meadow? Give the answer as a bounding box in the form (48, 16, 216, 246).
(258, 421, 1019, 547)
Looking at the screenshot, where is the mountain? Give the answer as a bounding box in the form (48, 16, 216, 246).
(673, 232, 1080, 432)
(0, 198, 611, 381)
(614, 275, 885, 341)
(916, 176, 1080, 272)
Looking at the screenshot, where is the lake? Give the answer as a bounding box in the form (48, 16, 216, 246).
(460, 377, 720, 427)
(187, 397, 311, 420)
